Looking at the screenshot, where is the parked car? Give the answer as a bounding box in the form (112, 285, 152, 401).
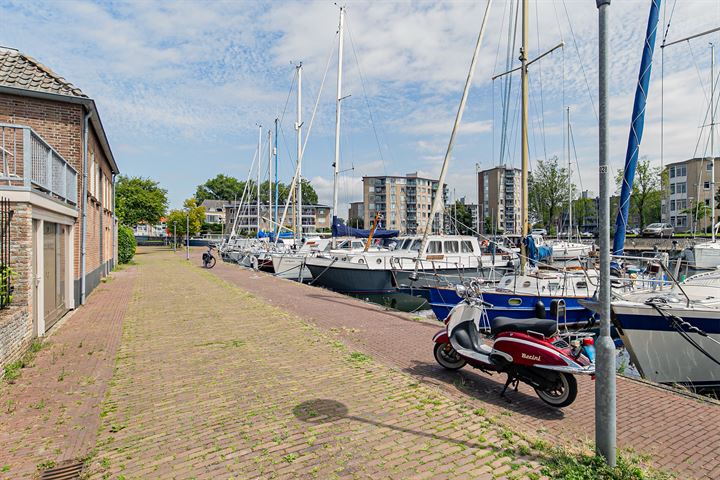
(642, 223, 673, 237)
(531, 227, 547, 236)
(580, 231, 594, 238)
(628, 228, 641, 236)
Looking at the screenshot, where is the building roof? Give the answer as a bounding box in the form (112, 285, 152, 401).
(200, 199, 228, 210)
(0, 46, 119, 174)
(0, 46, 86, 98)
(664, 157, 720, 168)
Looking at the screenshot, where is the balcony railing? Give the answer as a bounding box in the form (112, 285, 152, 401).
(0, 124, 78, 206)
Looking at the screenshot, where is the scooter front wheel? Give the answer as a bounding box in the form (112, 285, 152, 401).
(205, 256, 216, 268)
(535, 372, 577, 408)
(434, 342, 466, 370)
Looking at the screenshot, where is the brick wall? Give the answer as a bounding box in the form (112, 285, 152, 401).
(0, 202, 32, 371)
(0, 92, 116, 288)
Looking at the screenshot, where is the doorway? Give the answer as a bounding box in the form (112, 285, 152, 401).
(43, 222, 67, 330)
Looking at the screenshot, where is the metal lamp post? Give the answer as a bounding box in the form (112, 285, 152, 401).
(185, 210, 190, 261)
(596, 0, 616, 467)
(173, 221, 177, 252)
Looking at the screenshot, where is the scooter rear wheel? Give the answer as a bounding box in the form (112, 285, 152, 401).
(434, 342, 466, 370)
(535, 372, 577, 408)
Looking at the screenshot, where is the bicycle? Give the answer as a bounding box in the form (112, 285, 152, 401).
(202, 245, 217, 268)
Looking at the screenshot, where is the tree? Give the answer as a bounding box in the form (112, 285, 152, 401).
(196, 174, 245, 203)
(449, 201, 474, 234)
(166, 198, 205, 238)
(116, 175, 168, 226)
(529, 156, 572, 231)
(197, 174, 320, 205)
(684, 200, 712, 233)
(615, 158, 661, 229)
(573, 197, 597, 231)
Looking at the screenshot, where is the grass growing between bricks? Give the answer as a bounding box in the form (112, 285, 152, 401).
(2, 339, 47, 384)
(85, 250, 675, 479)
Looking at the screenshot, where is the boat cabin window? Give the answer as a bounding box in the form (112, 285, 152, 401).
(409, 240, 422, 251)
(444, 241, 459, 253)
(399, 238, 412, 250)
(576, 281, 587, 289)
(427, 241, 442, 254)
(351, 241, 365, 250)
(461, 241, 474, 253)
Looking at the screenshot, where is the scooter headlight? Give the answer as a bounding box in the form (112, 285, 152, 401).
(455, 284, 467, 298)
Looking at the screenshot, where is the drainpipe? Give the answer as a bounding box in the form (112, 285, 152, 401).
(81, 110, 92, 305)
(112, 173, 116, 268)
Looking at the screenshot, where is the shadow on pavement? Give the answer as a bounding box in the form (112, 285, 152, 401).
(292, 399, 521, 455)
(402, 361, 566, 421)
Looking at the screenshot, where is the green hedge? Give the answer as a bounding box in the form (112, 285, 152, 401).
(118, 225, 137, 264)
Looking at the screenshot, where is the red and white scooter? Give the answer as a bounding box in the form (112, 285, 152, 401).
(433, 288, 595, 408)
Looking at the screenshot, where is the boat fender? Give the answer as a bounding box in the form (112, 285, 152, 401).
(534, 300, 546, 319)
(250, 255, 259, 271)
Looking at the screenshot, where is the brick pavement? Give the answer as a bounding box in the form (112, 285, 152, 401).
(206, 248, 720, 480)
(0, 265, 137, 479)
(84, 249, 550, 479)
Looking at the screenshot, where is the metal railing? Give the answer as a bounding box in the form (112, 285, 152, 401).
(0, 124, 78, 206)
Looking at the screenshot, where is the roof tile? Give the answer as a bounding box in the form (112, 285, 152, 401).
(0, 46, 87, 98)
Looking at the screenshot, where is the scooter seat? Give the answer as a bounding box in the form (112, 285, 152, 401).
(490, 317, 557, 337)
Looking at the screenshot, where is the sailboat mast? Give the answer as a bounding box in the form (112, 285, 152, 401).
(256, 124, 262, 234)
(274, 118, 279, 237)
(268, 129, 273, 236)
(712, 43, 716, 242)
(520, 0, 529, 274)
(332, 6, 345, 248)
(567, 106, 572, 239)
(296, 63, 303, 240)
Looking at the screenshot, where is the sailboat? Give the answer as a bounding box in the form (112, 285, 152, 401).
(689, 46, 720, 269)
(426, 0, 599, 328)
(304, 5, 516, 296)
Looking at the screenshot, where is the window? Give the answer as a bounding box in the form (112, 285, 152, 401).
(461, 241, 474, 253)
(677, 199, 687, 210)
(410, 240, 421, 251)
(708, 162, 714, 171)
(677, 165, 687, 177)
(427, 241, 441, 253)
(705, 181, 710, 190)
(444, 241, 459, 253)
(706, 199, 711, 206)
(368, 186, 375, 193)
(670, 200, 676, 211)
(677, 182, 687, 194)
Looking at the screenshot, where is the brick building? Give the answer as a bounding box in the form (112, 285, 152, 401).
(0, 47, 119, 369)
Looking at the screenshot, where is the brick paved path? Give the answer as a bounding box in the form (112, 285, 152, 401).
(80, 249, 558, 479)
(206, 249, 720, 480)
(0, 266, 137, 479)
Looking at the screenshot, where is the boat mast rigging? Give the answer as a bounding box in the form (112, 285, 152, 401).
(332, 6, 345, 249)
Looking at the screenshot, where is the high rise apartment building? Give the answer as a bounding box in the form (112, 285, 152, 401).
(477, 166, 522, 234)
(362, 173, 446, 234)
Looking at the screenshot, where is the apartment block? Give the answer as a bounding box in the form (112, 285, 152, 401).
(477, 166, 521, 234)
(662, 157, 720, 232)
(362, 173, 446, 234)
(224, 203, 331, 235)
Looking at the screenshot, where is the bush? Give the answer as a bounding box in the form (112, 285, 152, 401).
(118, 225, 137, 264)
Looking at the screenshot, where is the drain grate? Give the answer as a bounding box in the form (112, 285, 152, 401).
(39, 461, 84, 480)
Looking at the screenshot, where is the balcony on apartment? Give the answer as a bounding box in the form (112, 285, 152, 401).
(0, 124, 78, 206)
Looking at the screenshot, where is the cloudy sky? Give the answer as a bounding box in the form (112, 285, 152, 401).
(2, 0, 720, 215)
